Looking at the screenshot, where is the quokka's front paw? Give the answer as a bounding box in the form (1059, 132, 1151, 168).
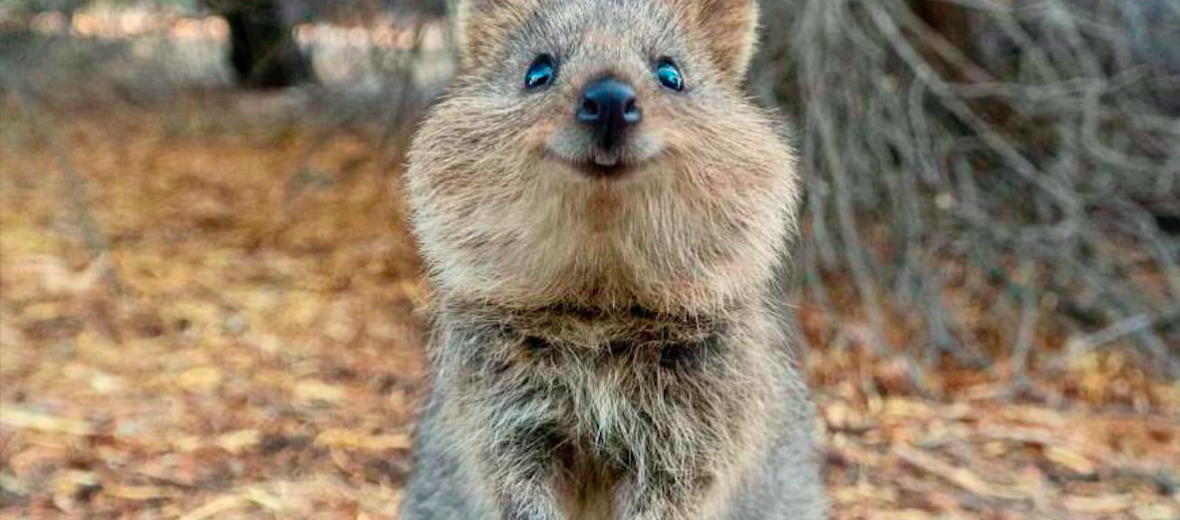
(616, 478, 707, 520)
(498, 484, 566, 520)
(621, 503, 695, 520)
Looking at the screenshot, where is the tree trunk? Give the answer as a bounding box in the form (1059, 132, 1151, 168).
(222, 0, 313, 88)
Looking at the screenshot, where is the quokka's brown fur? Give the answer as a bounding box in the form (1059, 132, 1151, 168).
(399, 1, 826, 519)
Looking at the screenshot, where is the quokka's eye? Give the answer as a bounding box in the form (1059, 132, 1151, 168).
(655, 58, 684, 91)
(525, 54, 557, 90)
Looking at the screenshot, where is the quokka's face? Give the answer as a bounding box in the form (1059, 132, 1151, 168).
(408, 0, 800, 312)
(454, 0, 752, 179)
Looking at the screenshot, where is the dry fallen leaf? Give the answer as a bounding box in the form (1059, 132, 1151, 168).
(216, 429, 262, 454)
(178, 495, 255, 520)
(0, 407, 95, 436)
(51, 470, 100, 513)
(295, 380, 346, 404)
(1062, 494, 1134, 514)
(894, 444, 1029, 501)
(315, 429, 412, 452)
(1045, 446, 1096, 475)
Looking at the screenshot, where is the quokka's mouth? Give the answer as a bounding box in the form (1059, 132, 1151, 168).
(545, 150, 656, 179)
(573, 159, 637, 178)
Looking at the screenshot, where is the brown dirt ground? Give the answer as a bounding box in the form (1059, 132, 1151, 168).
(0, 90, 1176, 520)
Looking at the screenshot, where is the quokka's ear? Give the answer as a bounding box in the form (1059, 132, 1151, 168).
(455, 0, 535, 71)
(686, 0, 760, 82)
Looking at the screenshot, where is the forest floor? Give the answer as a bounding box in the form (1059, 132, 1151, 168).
(0, 84, 1176, 520)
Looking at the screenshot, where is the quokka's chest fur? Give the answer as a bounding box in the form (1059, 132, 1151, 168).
(438, 305, 778, 478)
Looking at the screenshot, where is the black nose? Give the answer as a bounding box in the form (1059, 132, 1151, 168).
(576, 78, 641, 150)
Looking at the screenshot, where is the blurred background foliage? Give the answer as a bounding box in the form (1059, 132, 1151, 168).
(756, 0, 1180, 385)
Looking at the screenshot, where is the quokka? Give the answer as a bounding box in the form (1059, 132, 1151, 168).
(399, 1, 825, 518)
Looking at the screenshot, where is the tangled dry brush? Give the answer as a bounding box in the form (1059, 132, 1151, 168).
(756, 0, 1179, 381)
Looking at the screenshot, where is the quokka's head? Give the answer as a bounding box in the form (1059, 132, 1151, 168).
(408, 0, 800, 313)
(454, 0, 761, 175)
